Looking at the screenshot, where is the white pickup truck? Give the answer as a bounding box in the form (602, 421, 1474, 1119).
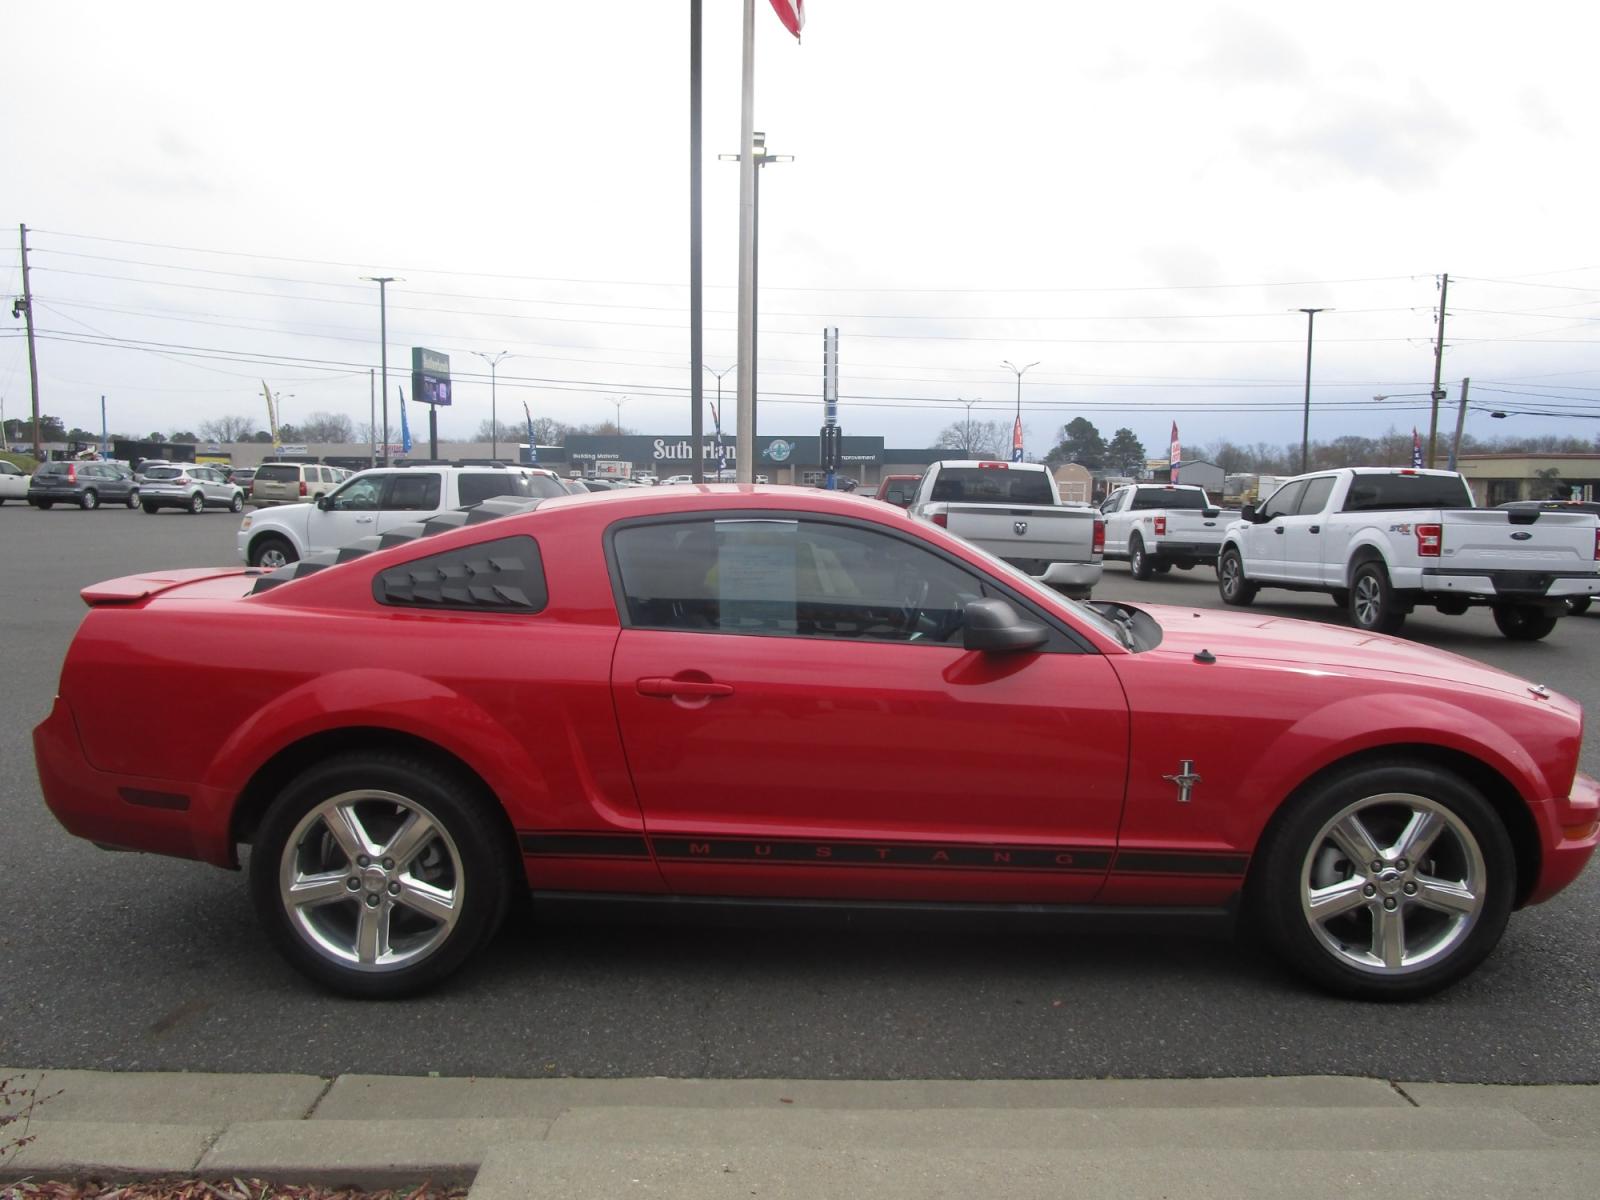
(1099, 483, 1237, 579)
(906, 460, 1103, 597)
(237, 463, 568, 568)
(1217, 466, 1600, 640)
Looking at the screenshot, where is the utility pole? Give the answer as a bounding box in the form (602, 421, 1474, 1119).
(100, 395, 107, 458)
(1448, 377, 1471, 472)
(16, 225, 42, 460)
(369, 369, 376, 467)
(1427, 273, 1450, 469)
(1297, 308, 1328, 474)
(611, 396, 627, 432)
(362, 276, 397, 465)
(960, 398, 979, 455)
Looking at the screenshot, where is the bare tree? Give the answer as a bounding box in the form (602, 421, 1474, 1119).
(198, 414, 257, 443)
(296, 411, 355, 443)
(931, 419, 1005, 458)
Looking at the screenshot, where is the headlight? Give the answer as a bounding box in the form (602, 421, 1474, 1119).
(240, 516, 252, 530)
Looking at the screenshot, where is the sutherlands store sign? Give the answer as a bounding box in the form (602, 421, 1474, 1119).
(564, 434, 884, 467)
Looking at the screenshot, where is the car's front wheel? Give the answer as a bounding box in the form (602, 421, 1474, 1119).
(1253, 761, 1514, 999)
(80, 489, 99, 510)
(248, 752, 514, 998)
(230, 492, 245, 513)
(249, 535, 298, 569)
(1217, 547, 1257, 606)
(125, 489, 140, 509)
(1492, 604, 1558, 642)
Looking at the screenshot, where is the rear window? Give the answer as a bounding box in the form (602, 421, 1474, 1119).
(1342, 473, 1472, 512)
(144, 467, 183, 480)
(36, 462, 69, 476)
(882, 479, 918, 504)
(1131, 488, 1207, 511)
(458, 473, 548, 506)
(254, 464, 300, 483)
(929, 467, 1054, 505)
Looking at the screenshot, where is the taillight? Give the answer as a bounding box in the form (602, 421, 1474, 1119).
(1154, 515, 1167, 535)
(175, 475, 191, 485)
(1594, 527, 1599, 561)
(66, 465, 77, 482)
(931, 512, 948, 528)
(1093, 519, 1105, 554)
(1416, 524, 1442, 557)
(299, 480, 307, 496)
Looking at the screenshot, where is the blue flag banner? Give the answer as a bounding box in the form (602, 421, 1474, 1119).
(1411, 428, 1423, 468)
(400, 387, 413, 454)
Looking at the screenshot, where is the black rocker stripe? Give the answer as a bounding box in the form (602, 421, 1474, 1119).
(1111, 850, 1250, 877)
(519, 832, 651, 859)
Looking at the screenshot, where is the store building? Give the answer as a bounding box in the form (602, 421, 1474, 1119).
(1455, 453, 1600, 506)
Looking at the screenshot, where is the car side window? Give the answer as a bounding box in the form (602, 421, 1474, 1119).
(330, 475, 386, 510)
(1259, 480, 1307, 521)
(1297, 476, 1336, 515)
(383, 472, 442, 511)
(613, 519, 988, 644)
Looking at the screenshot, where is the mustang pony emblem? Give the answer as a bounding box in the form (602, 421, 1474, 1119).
(1162, 760, 1202, 803)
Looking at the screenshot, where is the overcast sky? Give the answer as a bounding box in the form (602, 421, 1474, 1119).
(5, 1, 1599, 459)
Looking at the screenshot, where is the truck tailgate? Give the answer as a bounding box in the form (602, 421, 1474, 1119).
(944, 504, 1097, 563)
(1441, 509, 1600, 572)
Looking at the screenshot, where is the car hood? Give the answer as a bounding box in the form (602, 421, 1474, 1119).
(1135, 603, 1568, 707)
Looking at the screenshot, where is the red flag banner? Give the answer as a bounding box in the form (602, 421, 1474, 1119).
(769, 0, 804, 39)
(1169, 421, 1181, 467)
(1011, 414, 1024, 463)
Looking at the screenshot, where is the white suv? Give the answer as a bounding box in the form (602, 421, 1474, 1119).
(237, 463, 569, 568)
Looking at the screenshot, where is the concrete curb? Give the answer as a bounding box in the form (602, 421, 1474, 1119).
(2, 1070, 1597, 1196)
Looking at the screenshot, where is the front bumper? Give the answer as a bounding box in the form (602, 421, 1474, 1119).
(1526, 772, 1600, 906)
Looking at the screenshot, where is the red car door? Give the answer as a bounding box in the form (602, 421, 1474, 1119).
(607, 515, 1129, 904)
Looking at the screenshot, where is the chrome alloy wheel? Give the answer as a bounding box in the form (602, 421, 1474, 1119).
(1300, 792, 1485, 975)
(1351, 573, 1386, 628)
(278, 790, 464, 972)
(257, 545, 290, 569)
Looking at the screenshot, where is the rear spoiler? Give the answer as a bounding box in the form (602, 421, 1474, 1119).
(81, 568, 253, 607)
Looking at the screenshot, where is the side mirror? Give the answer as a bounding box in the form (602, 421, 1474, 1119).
(1240, 503, 1257, 522)
(316, 495, 333, 511)
(1203, 507, 1220, 519)
(962, 598, 1049, 654)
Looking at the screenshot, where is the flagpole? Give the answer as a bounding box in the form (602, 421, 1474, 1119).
(734, 0, 757, 484)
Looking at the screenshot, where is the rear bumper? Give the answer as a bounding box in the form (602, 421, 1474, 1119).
(1149, 541, 1222, 561)
(1526, 772, 1600, 906)
(1419, 568, 1600, 600)
(33, 696, 234, 867)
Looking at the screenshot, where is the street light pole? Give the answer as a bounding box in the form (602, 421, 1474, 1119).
(1000, 361, 1039, 462)
(1297, 308, 1328, 474)
(707, 363, 735, 479)
(471, 351, 514, 461)
(960, 397, 979, 455)
(362, 276, 398, 465)
(611, 396, 627, 433)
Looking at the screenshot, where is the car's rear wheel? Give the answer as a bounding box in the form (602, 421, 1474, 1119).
(1491, 604, 1558, 642)
(1217, 547, 1256, 606)
(230, 492, 245, 513)
(1568, 597, 1592, 616)
(1153, 561, 1172, 575)
(1254, 761, 1513, 999)
(125, 489, 140, 509)
(189, 491, 206, 514)
(80, 489, 99, 510)
(1330, 589, 1350, 609)
(249, 535, 297, 569)
(35, 500, 53, 510)
(1349, 561, 1405, 634)
(142, 502, 159, 514)
(1128, 535, 1152, 580)
(249, 752, 514, 998)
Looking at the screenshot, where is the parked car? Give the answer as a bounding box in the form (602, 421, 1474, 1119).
(1100, 483, 1238, 579)
(232, 467, 258, 490)
(139, 464, 245, 514)
(875, 474, 922, 508)
(662, 474, 695, 485)
(251, 462, 342, 507)
(27, 460, 141, 510)
(237, 463, 569, 568)
(906, 460, 1104, 598)
(1219, 468, 1600, 639)
(0, 459, 31, 503)
(37, 486, 1597, 1000)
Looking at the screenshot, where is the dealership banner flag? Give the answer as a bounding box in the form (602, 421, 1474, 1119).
(399, 387, 413, 454)
(1012, 414, 1024, 462)
(769, 0, 804, 39)
(1170, 421, 1181, 468)
(523, 401, 538, 464)
(1412, 428, 1424, 468)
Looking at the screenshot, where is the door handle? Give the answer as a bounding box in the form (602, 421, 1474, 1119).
(356, 515, 375, 524)
(1309, 525, 1320, 534)
(636, 676, 734, 699)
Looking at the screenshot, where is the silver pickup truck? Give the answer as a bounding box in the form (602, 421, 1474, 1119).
(906, 460, 1103, 597)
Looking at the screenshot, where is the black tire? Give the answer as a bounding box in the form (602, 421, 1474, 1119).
(142, 502, 159, 515)
(1330, 589, 1350, 609)
(248, 751, 515, 998)
(1253, 760, 1515, 999)
(1128, 535, 1153, 581)
(80, 489, 99, 510)
(230, 492, 245, 513)
(1566, 597, 1591, 617)
(248, 535, 298, 569)
(125, 489, 140, 509)
(189, 491, 206, 514)
(1217, 547, 1257, 606)
(1173, 561, 1194, 571)
(1492, 604, 1558, 642)
(1348, 560, 1405, 635)
(1153, 561, 1172, 575)
(36, 500, 53, 510)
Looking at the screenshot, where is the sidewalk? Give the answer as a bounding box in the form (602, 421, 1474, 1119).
(3, 1070, 1597, 1198)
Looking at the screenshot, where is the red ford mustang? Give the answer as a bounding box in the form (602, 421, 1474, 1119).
(34, 486, 1599, 999)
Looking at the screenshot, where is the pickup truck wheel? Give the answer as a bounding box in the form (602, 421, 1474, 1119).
(1491, 604, 1558, 641)
(1217, 548, 1257, 606)
(1172, 561, 1193, 571)
(1349, 562, 1405, 634)
(1253, 760, 1513, 999)
(249, 535, 298, 569)
(1153, 561, 1172, 575)
(248, 751, 514, 998)
(1567, 597, 1592, 616)
(1128, 535, 1153, 580)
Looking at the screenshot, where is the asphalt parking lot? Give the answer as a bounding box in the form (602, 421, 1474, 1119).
(2, 502, 1598, 1083)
